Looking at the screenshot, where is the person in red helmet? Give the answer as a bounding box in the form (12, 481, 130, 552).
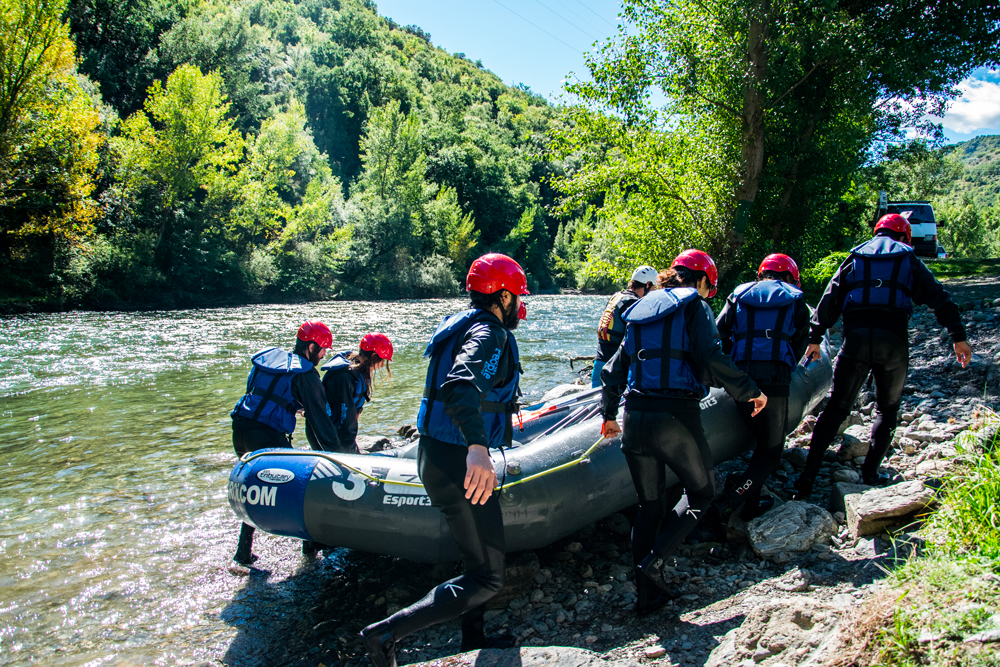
(321, 332, 393, 452)
(599, 249, 766, 615)
(228, 321, 342, 569)
(714, 254, 810, 520)
(794, 215, 972, 498)
(361, 253, 526, 666)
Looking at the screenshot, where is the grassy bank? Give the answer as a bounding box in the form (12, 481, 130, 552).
(835, 416, 1000, 666)
(925, 258, 1000, 279)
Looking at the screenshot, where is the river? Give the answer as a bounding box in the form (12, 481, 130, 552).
(0, 296, 605, 666)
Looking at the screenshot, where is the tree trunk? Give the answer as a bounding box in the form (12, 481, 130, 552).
(771, 113, 820, 243)
(729, 13, 769, 256)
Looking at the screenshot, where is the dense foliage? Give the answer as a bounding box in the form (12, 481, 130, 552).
(0, 0, 564, 309)
(551, 0, 1000, 292)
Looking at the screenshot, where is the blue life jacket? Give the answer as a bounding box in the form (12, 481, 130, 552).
(730, 280, 803, 366)
(622, 287, 706, 397)
(416, 309, 521, 448)
(842, 237, 915, 314)
(321, 352, 368, 422)
(231, 348, 312, 434)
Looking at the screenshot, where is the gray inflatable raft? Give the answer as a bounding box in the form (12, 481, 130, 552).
(228, 342, 833, 563)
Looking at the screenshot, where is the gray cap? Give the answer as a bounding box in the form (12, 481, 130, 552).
(630, 265, 658, 284)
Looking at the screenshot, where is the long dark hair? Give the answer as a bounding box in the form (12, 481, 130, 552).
(658, 266, 706, 289)
(346, 349, 390, 399)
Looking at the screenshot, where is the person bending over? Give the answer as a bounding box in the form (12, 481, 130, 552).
(229, 321, 339, 567)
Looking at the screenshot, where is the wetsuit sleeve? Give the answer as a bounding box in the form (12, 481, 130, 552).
(715, 295, 737, 356)
(910, 256, 967, 343)
(687, 300, 761, 402)
(325, 370, 359, 449)
(600, 343, 631, 421)
(809, 260, 850, 343)
(792, 298, 811, 362)
(439, 322, 511, 447)
(293, 370, 342, 452)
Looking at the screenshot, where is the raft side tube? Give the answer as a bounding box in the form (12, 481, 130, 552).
(227, 452, 316, 540)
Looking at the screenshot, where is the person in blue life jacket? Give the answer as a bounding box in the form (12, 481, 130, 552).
(794, 214, 973, 499)
(321, 332, 394, 453)
(600, 250, 768, 616)
(360, 254, 527, 667)
(593, 265, 660, 387)
(229, 321, 342, 570)
(714, 254, 810, 521)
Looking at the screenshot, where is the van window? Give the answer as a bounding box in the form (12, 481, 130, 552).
(887, 204, 935, 224)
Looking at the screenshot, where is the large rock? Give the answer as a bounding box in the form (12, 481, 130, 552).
(410, 647, 641, 667)
(746, 501, 837, 561)
(845, 480, 937, 538)
(838, 425, 871, 460)
(705, 596, 844, 667)
(356, 435, 393, 453)
(830, 482, 872, 514)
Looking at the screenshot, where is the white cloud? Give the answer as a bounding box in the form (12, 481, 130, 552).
(941, 78, 1000, 134)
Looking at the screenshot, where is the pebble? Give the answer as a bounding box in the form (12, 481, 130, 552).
(645, 645, 667, 659)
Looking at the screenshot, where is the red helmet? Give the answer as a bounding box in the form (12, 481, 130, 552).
(671, 249, 718, 298)
(360, 332, 394, 361)
(467, 253, 530, 295)
(874, 213, 911, 245)
(297, 321, 332, 349)
(758, 253, 801, 286)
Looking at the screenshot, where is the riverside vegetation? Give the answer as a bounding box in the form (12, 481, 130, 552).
(2, 0, 1000, 310)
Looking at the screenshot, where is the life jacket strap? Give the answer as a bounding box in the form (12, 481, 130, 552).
(481, 400, 520, 414)
(249, 385, 296, 412)
(248, 373, 284, 422)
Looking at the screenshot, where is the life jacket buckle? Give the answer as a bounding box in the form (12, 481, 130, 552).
(636, 349, 648, 361)
(764, 328, 774, 339)
(874, 278, 884, 288)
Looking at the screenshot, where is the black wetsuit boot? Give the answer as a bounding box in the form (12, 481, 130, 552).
(234, 523, 257, 565)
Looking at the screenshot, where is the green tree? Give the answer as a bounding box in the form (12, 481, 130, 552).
(567, 0, 1000, 269)
(111, 64, 242, 271)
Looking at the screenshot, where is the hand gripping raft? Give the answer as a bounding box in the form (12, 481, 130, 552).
(228, 341, 833, 563)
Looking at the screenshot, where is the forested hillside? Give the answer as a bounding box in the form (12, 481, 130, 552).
(1, 0, 579, 310)
(944, 135, 1000, 208)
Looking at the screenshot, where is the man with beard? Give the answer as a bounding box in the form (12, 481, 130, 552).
(229, 321, 341, 570)
(360, 254, 527, 666)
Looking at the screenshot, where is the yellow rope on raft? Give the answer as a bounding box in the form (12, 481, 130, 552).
(237, 436, 608, 491)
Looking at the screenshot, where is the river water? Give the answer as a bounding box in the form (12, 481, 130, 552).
(0, 296, 605, 666)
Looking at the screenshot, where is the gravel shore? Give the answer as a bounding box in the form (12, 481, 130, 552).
(219, 276, 1000, 667)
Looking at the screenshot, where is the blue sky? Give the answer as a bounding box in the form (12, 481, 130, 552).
(373, 0, 1000, 144)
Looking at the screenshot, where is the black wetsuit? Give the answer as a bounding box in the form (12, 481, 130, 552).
(803, 250, 966, 484)
(601, 297, 760, 567)
(373, 311, 516, 648)
(322, 363, 365, 453)
(716, 294, 810, 513)
(292, 364, 343, 453)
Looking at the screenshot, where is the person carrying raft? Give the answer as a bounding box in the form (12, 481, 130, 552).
(228, 321, 342, 569)
(321, 332, 394, 453)
(713, 254, 810, 520)
(793, 214, 971, 498)
(592, 265, 659, 387)
(599, 250, 767, 615)
(360, 253, 526, 666)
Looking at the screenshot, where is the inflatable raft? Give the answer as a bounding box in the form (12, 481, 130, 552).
(228, 343, 833, 563)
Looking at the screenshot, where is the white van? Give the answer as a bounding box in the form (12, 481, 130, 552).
(883, 200, 938, 257)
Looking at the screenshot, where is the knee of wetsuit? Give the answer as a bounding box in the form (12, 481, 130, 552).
(687, 480, 715, 508)
(815, 404, 851, 434)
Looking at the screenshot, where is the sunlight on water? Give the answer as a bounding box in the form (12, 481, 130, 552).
(0, 296, 605, 665)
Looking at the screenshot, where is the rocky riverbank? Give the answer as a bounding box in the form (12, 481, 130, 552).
(219, 278, 1000, 667)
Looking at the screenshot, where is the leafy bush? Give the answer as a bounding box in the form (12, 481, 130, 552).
(801, 251, 850, 304)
